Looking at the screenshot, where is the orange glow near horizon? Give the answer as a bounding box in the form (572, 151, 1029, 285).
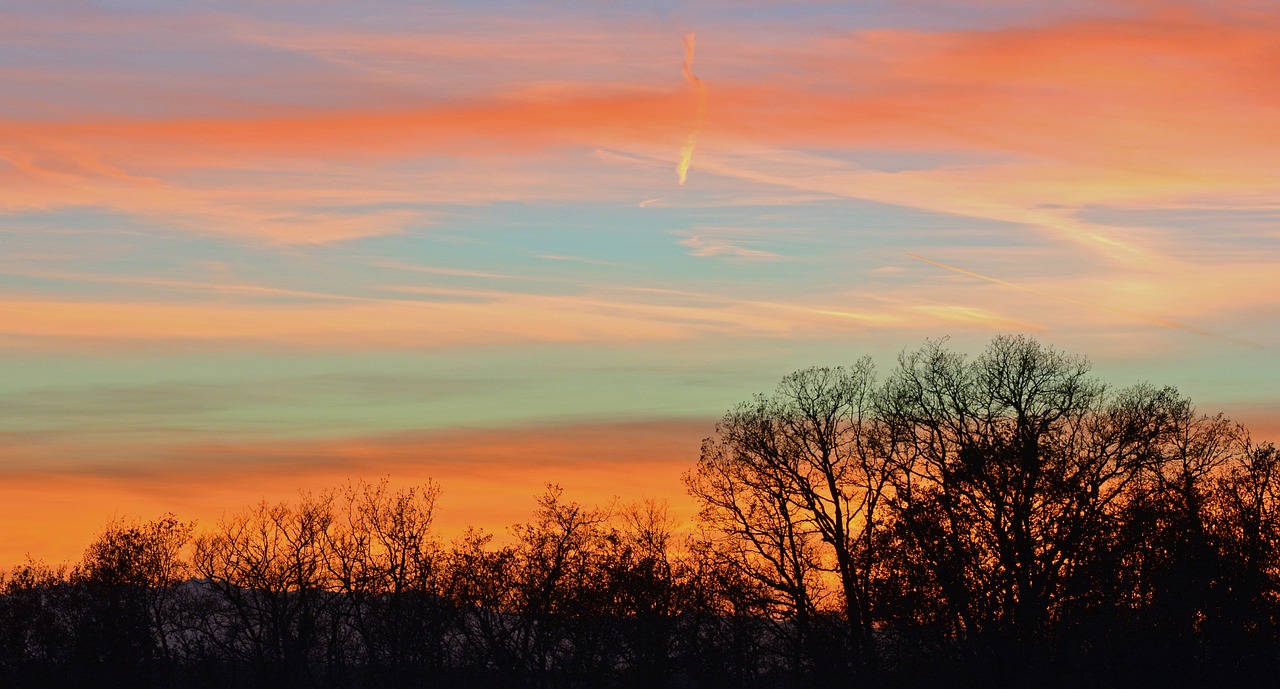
(0, 419, 708, 569)
(8, 404, 1278, 570)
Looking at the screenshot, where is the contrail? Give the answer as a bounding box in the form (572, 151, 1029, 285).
(677, 32, 708, 185)
(908, 253, 1265, 350)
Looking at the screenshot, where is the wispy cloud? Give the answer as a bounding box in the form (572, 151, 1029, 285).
(907, 252, 1267, 349)
(4, 7, 1277, 253)
(372, 261, 519, 280)
(675, 227, 780, 260)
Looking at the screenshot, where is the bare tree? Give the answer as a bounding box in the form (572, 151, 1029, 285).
(685, 360, 895, 666)
(879, 335, 1115, 638)
(1209, 440, 1280, 658)
(445, 527, 520, 678)
(326, 478, 448, 683)
(510, 485, 611, 680)
(191, 494, 336, 689)
(603, 499, 682, 684)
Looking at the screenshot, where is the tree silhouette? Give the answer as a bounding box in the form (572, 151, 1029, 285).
(0, 559, 73, 687)
(191, 494, 337, 689)
(326, 479, 449, 686)
(4, 334, 1280, 688)
(685, 360, 894, 673)
(76, 514, 194, 687)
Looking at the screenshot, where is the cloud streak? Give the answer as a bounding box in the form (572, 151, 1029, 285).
(3, 7, 1277, 252)
(907, 253, 1265, 349)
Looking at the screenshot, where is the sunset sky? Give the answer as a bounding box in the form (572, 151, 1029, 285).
(2, 0, 1278, 566)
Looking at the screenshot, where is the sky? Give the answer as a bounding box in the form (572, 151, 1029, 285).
(2, 0, 1279, 566)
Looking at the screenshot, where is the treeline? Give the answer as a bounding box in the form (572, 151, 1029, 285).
(3, 335, 1280, 688)
(2, 483, 765, 689)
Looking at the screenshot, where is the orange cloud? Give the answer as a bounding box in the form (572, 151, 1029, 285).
(0, 295, 695, 348)
(714, 10, 1280, 161)
(4, 278, 1102, 351)
(0, 88, 696, 242)
(0, 90, 687, 168)
(680, 10, 1280, 264)
(4, 9, 1276, 250)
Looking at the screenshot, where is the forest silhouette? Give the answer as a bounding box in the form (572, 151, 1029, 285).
(3, 335, 1278, 688)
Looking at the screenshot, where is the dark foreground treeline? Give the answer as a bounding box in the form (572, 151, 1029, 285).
(4, 335, 1280, 688)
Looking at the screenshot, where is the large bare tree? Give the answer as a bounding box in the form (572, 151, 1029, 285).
(685, 359, 895, 664)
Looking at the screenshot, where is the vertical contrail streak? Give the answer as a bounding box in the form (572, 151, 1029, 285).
(677, 32, 708, 185)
